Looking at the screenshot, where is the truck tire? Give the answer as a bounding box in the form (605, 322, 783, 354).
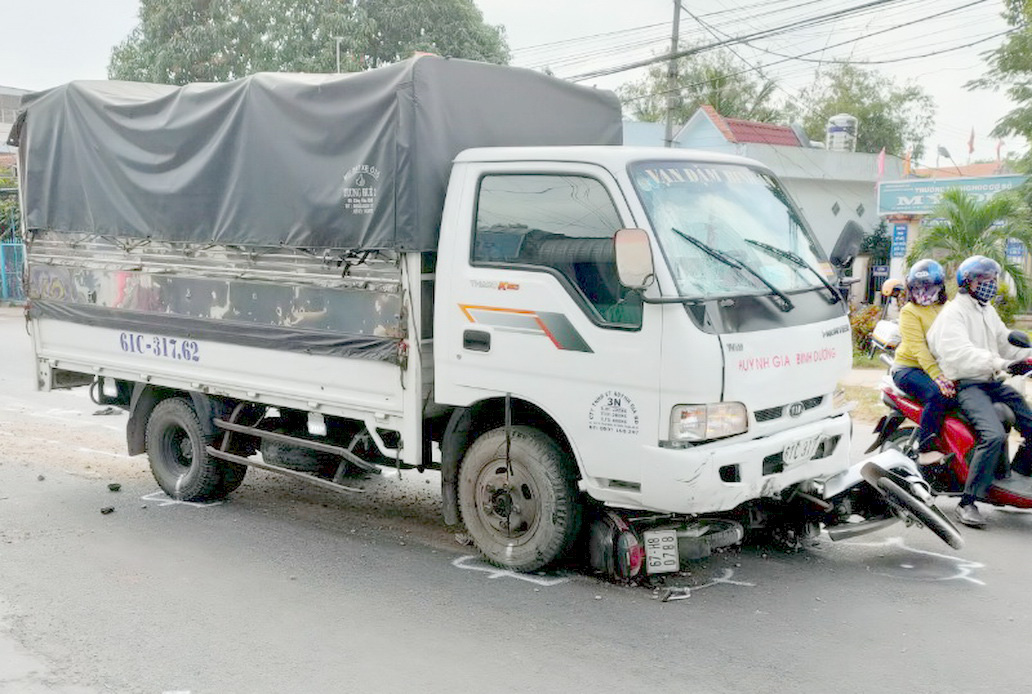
(458, 426, 582, 572)
(145, 397, 226, 502)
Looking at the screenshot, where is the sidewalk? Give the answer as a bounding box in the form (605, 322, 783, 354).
(839, 367, 886, 388)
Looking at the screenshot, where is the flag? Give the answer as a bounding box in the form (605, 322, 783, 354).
(903, 150, 911, 176)
(877, 147, 885, 178)
(968, 128, 975, 155)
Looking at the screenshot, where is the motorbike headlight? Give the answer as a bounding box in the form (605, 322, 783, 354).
(669, 403, 748, 444)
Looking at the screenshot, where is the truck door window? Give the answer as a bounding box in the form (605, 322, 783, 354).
(473, 174, 641, 327)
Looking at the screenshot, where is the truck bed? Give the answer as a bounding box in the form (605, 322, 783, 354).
(27, 233, 428, 432)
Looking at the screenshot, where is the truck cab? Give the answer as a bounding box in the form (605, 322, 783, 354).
(433, 147, 854, 567)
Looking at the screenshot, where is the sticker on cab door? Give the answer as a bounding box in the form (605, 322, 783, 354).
(588, 390, 639, 435)
(459, 305, 592, 352)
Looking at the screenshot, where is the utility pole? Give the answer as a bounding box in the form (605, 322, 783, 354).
(664, 1, 682, 147)
(334, 37, 344, 73)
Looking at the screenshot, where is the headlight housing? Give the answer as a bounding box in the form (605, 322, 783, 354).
(669, 402, 748, 444)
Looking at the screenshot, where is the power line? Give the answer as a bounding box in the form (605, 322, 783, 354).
(625, 0, 1003, 103)
(567, 0, 915, 82)
(732, 0, 993, 64)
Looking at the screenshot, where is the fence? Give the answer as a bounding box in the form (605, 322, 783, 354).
(0, 241, 25, 302)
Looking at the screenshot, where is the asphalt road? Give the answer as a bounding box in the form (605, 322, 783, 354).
(2, 307, 1030, 694)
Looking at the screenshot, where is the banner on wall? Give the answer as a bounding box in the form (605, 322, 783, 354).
(890, 223, 907, 258)
(878, 175, 1027, 215)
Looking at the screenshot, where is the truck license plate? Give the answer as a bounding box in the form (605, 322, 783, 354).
(782, 435, 822, 465)
(644, 529, 679, 575)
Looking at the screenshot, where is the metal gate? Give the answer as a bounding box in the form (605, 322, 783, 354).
(0, 241, 25, 302)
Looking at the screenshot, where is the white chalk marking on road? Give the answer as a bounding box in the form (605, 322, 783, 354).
(691, 568, 756, 591)
(141, 491, 224, 508)
(847, 536, 986, 586)
(76, 447, 132, 459)
(451, 555, 570, 586)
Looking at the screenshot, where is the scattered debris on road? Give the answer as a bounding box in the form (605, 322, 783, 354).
(37, 475, 45, 481)
(92, 407, 119, 416)
(108, 483, 121, 492)
(661, 587, 691, 602)
(100, 506, 114, 515)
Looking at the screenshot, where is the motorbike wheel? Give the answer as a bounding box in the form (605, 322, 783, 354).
(875, 477, 964, 550)
(880, 427, 918, 455)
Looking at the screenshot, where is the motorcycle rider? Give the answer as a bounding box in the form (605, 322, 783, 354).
(891, 260, 954, 464)
(927, 255, 1032, 528)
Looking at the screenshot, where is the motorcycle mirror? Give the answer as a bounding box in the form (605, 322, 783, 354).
(1008, 330, 1031, 349)
(829, 220, 864, 270)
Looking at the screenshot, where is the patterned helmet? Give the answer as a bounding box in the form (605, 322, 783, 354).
(956, 255, 1001, 304)
(905, 259, 945, 305)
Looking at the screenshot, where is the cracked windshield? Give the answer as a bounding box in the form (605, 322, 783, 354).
(630, 161, 830, 300)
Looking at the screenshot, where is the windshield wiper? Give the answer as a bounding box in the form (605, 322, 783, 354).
(744, 239, 842, 304)
(670, 228, 793, 312)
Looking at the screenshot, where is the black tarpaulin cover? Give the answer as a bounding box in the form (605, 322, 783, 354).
(11, 56, 622, 251)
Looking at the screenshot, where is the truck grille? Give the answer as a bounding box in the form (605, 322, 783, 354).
(754, 396, 824, 423)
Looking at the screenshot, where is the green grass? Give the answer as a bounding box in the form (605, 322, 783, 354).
(852, 351, 884, 369)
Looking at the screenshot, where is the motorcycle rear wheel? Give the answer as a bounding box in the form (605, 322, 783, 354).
(876, 476, 964, 550)
(880, 426, 917, 455)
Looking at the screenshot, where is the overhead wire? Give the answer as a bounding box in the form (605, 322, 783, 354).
(566, 0, 920, 82)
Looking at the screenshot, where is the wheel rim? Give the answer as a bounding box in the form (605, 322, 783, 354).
(471, 457, 544, 544)
(161, 425, 194, 472)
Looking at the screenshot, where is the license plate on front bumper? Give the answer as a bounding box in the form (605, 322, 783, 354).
(644, 529, 679, 575)
(783, 434, 822, 465)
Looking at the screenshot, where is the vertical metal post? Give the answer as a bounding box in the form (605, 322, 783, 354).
(334, 37, 344, 73)
(664, 0, 682, 148)
(0, 244, 7, 300)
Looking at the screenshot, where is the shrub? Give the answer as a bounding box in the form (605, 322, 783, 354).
(995, 282, 1020, 326)
(849, 304, 880, 353)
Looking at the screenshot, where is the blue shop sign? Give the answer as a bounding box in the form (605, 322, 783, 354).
(1006, 238, 1026, 261)
(878, 175, 1027, 215)
(890, 223, 907, 258)
(872, 264, 889, 277)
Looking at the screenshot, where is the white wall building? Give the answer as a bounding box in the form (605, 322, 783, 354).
(627, 105, 904, 256)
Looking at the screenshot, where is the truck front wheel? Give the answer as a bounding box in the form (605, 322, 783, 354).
(145, 397, 228, 502)
(458, 426, 582, 572)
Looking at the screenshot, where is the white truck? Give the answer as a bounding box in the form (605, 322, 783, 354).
(10, 56, 952, 576)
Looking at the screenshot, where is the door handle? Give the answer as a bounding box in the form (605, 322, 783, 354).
(463, 329, 491, 352)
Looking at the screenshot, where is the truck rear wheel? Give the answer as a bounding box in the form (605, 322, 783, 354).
(458, 426, 582, 572)
(146, 397, 226, 502)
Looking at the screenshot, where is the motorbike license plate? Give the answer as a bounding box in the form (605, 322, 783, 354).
(782, 435, 822, 465)
(644, 529, 679, 575)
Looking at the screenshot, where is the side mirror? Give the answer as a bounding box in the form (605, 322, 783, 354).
(829, 220, 864, 270)
(614, 228, 654, 290)
(1008, 330, 1031, 349)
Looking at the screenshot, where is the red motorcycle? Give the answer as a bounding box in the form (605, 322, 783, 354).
(867, 331, 1032, 510)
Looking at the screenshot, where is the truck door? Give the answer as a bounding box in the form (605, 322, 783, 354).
(435, 162, 662, 487)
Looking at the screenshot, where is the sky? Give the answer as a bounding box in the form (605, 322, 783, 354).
(0, 0, 1022, 166)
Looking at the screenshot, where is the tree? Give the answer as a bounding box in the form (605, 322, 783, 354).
(967, 1, 1032, 152)
(0, 166, 18, 242)
(787, 64, 934, 160)
(362, 0, 508, 67)
(906, 188, 1032, 306)
(109, 0, 508, 85)
(618, 48, 783, 124)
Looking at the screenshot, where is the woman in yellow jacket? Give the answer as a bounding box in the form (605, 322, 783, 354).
(891, 259, 955, 463)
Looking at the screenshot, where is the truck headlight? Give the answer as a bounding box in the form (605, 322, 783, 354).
(669, 403, 748, 443)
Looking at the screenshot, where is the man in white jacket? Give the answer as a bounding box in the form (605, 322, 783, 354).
(927, 255, 1032, 528)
